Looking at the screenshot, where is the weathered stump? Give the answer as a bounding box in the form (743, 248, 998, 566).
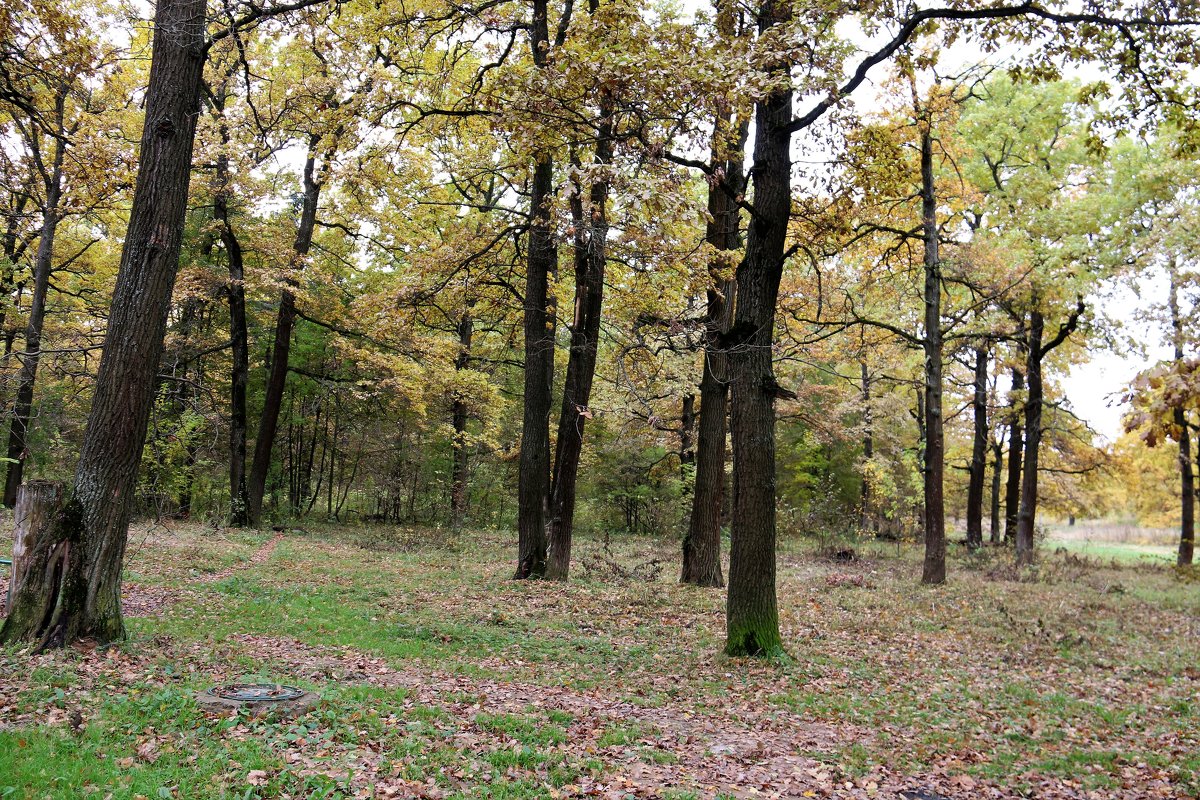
(10, 481, 64, 602)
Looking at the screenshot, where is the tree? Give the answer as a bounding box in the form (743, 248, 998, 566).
(681, 0, 746, 590)
(958, 76, 1099, 565)
(513, 0, 563, 579)
(1110, 129, 1200, 566)
(965, 345, 989, 548)
(543, 0, 616, 580)
(0, 0, 336, 648)
(1, 0, 209, 647)
(0, 14, 129, 507)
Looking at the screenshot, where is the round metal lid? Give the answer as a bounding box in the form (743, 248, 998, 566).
(210, 683, 306, 702)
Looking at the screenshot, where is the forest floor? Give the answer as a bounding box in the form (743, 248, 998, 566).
(1, 522, 1198, 799)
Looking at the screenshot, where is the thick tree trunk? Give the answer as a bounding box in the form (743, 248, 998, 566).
(0, 0, 206, 648)
(4, 90, 68, 508)
(1003, 364, 1025, 545)
(247, 136, 322, 526)
(545, 124, 611, 581)
(965, 346, 989, 549)
(919, 124, 946, 586)
(724, 0, 790, 656)
(451, 313, 473, 529)
(1015, 311, 1044, 566)
(514, 0, 556, 580)
(1169, 265, 1194, 566)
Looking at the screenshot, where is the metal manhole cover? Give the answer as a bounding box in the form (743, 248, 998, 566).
(210, 683, 306, 702)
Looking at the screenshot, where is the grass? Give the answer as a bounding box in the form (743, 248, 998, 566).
(1045, 536, 1179, 563)
(1, 521, 1198, 798)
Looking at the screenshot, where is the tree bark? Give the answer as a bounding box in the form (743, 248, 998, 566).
(1169, 263, 1194, 566)
(4, 87, 68, 508)
(247, 135, 322, 526)
(1015, 311, 1044, 566)
(859, 362, 874, 533)
(724, 0, 790, 656)
(1003, 363, 1025, 545)
(1174, 410, 1194, 567)
(989, 436, 1003, 544)
(165, 298, 203, 517)
(451, 312, 473, 529)
(9, 481, 64, 601)
(544, 122, 611, 581)
(514, 0, 556, 580)
(682, 15, 744, 588)
(1016, 298, 1082, 566)
(682, 318, 730, 588)
(965, 346, 989, 549)
(919, 122, 946, 585)
(679, 394, 695, 472)
(915, 386, 925, 540)
(210, 86, 251, 526)
(0, 0, 206, 648)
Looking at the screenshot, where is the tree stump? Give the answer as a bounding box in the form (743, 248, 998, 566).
(10, 481, 64, 601)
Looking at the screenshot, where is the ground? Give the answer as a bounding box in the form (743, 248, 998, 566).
(0, 522, 1197, 799)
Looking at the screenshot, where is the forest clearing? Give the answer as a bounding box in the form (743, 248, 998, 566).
(4, 0, 1200, 796)
(1, 524, 1197, 798)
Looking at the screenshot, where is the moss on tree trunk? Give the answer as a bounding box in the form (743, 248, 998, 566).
(1, 493, 124, 650)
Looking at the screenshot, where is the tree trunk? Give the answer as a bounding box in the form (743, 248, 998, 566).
(1169, 263, 1194, 566)
(915, 386, 926, 540)
(989, 436, 1003, 544)
(682, 22, 744, 588)
(1176, 412, 1196, 570)
(4, 88, 67, 508)
(1015, 298, 1082, 565)
(724, 0, 790, 656)
(247, 135, 322, 526)
(682, 329, 730, 588)
(514, 0, 556, 580)
(545, 119, 611, 582)
(9, 481, 64, 601)
(919, 123, 946, 585)
(965, 346, 989, 549)
(211, 87, 251, 526)
(1015, 311, 1044, 566)
(860, 362, 874, 532)
(166, 298, 203, 517)
(1003, 363, 1025, 545)
(0, 189, 33, 345)
(451, 312, 473, 529)
(679, 394, 695, 472)
(1, 0, 206, 648)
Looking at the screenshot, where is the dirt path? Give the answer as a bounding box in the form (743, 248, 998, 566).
(0, 532, 284, 619)
(195, 532, 285, 583)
